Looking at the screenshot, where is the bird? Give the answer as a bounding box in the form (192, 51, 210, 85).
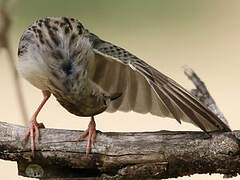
(17, 17, 231, 154)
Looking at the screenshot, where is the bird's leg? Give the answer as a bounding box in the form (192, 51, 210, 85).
(77, 116, 96, 154)
(24, 90, 51, 153)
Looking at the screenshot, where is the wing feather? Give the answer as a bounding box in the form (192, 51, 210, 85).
(88, 32, 231, 132)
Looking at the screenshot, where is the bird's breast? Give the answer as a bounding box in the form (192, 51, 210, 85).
(54, 92, 108, 117)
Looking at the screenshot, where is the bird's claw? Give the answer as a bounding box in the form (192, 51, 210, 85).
(24, 120, 45, 153)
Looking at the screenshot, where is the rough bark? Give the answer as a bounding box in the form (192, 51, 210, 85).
(0, 121, 239, 179)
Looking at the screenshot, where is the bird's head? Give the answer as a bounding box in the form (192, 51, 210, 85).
(17, 17, 95, 92)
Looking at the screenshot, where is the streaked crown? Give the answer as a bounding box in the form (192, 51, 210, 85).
(18, 17, 88, 60)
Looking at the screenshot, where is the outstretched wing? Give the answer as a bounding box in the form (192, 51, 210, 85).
(87, 32, 231, 132)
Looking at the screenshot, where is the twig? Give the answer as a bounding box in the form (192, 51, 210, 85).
(0, 0, 28, 125)
(183, 66, 229, 125)
(0, 121, 239, 179)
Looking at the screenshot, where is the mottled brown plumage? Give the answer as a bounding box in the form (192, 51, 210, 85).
(17, 17, 231, 154)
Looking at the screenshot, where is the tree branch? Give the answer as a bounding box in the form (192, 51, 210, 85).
(0, 121, 239, 179)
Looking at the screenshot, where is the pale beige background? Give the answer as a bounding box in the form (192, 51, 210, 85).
(0, 0, 240, 179)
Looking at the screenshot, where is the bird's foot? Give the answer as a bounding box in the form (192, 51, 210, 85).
(77, 116, 96, 154)
(24, 119, 45, 153)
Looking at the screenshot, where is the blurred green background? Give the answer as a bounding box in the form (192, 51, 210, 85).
(0, 0, 240, 179)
